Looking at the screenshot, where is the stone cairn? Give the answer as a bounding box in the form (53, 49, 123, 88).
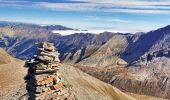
(25, 42, 74, 100)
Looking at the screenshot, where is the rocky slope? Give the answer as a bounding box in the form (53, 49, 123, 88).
(2, 47, 134, 100)
(75, 64, 170, 99)
(119, 25, 170, 99)
(1, 47, 132, 100)
(0, 47, 165, 100)
(55, 32, 114, 64)
(60, 64, 165, 100)
(0, 48, 27, 100)
(121, 25, 170, 64)
(78, 33, 131, 67)
(75, 25, 170, 99)
(0, 48, 11, 64)
(78, 25, 170, 67)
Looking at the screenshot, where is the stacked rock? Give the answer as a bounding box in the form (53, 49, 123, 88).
(26, 42, 72, 100)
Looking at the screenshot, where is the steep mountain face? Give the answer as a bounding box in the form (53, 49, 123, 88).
(119, 26, 170, 99)
(76, 25, 170, 99)
(121, 25, 170, 63)
(78, 33, 131, 67)
(53, 32, 114, 64)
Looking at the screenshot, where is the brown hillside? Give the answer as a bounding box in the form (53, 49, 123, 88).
(0, 48, 27, 99)
(0, 48, 11, 64)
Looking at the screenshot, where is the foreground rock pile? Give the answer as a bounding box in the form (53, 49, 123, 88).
(26, 42, 74, 100)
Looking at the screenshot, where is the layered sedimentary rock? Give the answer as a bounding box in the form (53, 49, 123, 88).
(25, 42, 74, 100)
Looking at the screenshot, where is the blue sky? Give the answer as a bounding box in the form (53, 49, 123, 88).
(0, 0, 170, 33)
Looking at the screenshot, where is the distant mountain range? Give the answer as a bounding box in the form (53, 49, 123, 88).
(0, 21, 170, 99)
(0, 21, 114, 62)
(43, 25, 73, 30)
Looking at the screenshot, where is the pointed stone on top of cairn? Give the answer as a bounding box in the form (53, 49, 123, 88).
(25, 42, 75, 100)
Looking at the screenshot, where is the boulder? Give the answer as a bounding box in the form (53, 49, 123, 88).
(116, 59, 128, 65)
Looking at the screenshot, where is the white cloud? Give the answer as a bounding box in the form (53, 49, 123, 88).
(1, 0, 170, 14)
(104, 19, 129, 23)
(37, 0, 170, 14)
(84, 16, 129, 23)
(35, 2, 96, 11)
(72, 0, 170, 6)
(35, 0, 170, 14)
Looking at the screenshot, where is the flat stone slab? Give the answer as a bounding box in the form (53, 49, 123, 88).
(35, 69, 58, 74)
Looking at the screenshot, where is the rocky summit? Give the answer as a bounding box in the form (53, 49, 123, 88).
(25, 42, 75, 100)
